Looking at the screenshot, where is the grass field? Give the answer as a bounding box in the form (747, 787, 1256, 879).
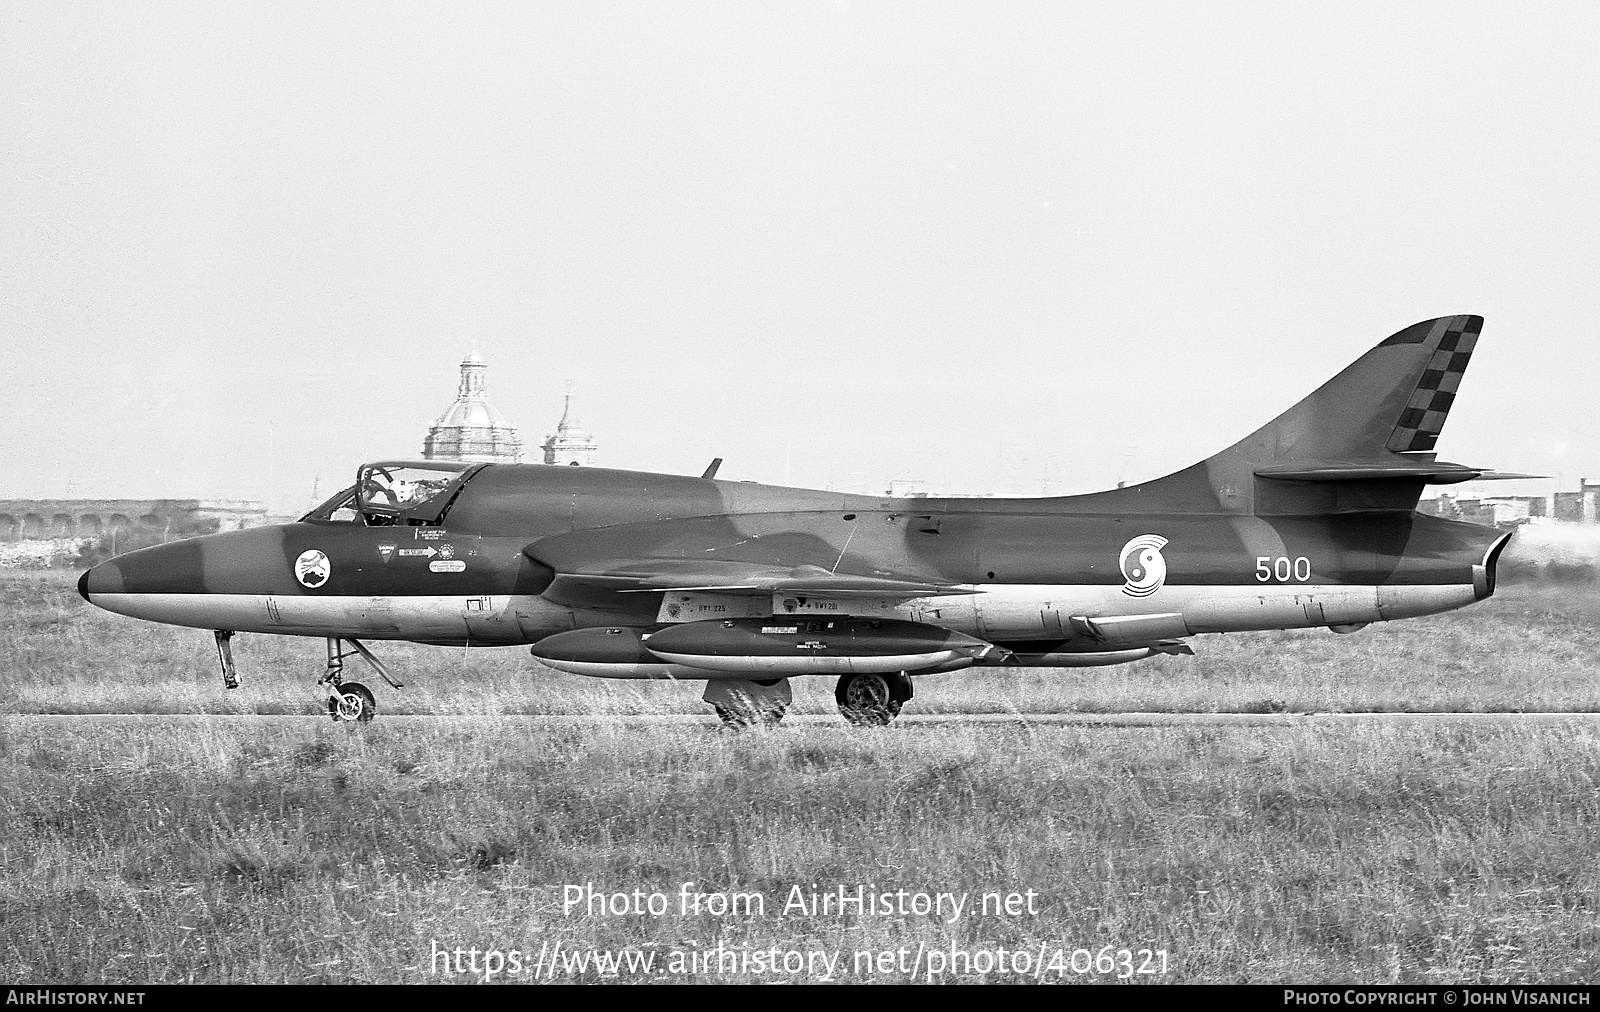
(2, 568, 1597, 983)
(2, 715, 1596, 983)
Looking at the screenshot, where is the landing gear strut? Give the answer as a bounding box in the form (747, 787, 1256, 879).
(213, 630, 239, 689)
(836, 671, 913, 726)
(319, 638, 402, 723)
(703, 678, 792, 729)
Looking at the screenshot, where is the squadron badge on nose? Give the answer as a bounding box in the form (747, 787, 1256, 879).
(1119, 535, 1168, 598)
(295, 549, 332, 588)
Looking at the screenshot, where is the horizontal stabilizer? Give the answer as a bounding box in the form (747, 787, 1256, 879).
(1460, 470, 1547, 481)
(1256, 461, 1545, 485)
(1257, 461, 1485, 484)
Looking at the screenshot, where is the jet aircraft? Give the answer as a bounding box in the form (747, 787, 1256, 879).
(79, 316, 1519, 726)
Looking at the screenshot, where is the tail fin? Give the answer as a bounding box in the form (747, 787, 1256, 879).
(1111, 315, 1491, 515)
(1383, 317, 1481, 453)
(1249, 314, 1483, 465)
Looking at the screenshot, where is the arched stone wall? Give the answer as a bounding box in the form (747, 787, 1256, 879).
(0, 500, 267, 548)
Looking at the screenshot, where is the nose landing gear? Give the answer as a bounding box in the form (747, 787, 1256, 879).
(213, 630, 239, 689)
(319, 638, 402, 723)
(329, 681, 377, 722)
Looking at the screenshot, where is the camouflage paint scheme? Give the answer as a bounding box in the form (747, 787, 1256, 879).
(80, 316, 1513, 684)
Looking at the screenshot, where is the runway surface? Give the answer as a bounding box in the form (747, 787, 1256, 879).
(3, 711, 1597, 727)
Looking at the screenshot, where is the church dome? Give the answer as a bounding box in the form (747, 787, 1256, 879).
(422, 350, 524, 464)
(433, 396, 513, 431)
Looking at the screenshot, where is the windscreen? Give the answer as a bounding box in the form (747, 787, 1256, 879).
(355, 462, 480, 525)
(301, 485, 362, 523)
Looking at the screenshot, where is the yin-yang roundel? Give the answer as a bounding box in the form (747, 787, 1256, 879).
(1118, 535, 1169, 598)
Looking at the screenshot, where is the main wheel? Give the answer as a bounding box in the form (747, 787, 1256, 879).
(703, 678, 791, 729)
(714, 701, 788, 729)
(836, 672, 910, 726)
(328, 681, 376, 723)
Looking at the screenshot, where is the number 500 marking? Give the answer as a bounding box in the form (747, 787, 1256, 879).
(1256, 556, 1311, 582)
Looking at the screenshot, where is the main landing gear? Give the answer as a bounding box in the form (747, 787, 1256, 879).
(700, 673, 916, 728)
(319, 638, 403, 724)
(835, 672, 913, 726)
(703, 678, 792, 729)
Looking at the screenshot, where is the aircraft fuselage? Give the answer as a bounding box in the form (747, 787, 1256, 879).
(80, 462, 1506, 668)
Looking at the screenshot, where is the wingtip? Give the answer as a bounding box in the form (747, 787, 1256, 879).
(1377, 315, 1484, 348)
(1471, 470, 1548, 481)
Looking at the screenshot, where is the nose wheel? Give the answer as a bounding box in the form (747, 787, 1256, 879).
(835, 671, 913, 725)
(328, 682, 376, 723)
(318, 638, 401, 723)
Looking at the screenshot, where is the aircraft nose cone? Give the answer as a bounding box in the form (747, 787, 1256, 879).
(78, 559, 126, 604)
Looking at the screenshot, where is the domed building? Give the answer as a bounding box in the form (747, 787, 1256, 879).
(421, 350, 524, 464)
(542, 392, 599, 466)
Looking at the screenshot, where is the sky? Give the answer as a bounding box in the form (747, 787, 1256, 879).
(2, 2, 1596, 512)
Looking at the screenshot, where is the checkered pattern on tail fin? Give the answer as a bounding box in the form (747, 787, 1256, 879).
(1385, 315, 1482, 453)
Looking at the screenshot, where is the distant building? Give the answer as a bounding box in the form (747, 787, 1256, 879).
(1495, 495, 1549, 519)
(1476, 498, 1536, 525)
(422, 350, 524, 464)
(542, 392, 598, 466)
(885, 480, 931, 498)
(1552, 480, 1600, 524)
(0, 499, 267, 543)
(1419, 494, 1523, 527)
(1420, 489, 1578, 528)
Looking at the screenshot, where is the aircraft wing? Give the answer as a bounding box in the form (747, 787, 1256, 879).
(535, 561, 979, 608)
(523, 517, 980, 608)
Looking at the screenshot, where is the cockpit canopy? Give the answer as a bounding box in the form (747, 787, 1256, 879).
(302, 461, 484, 526)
